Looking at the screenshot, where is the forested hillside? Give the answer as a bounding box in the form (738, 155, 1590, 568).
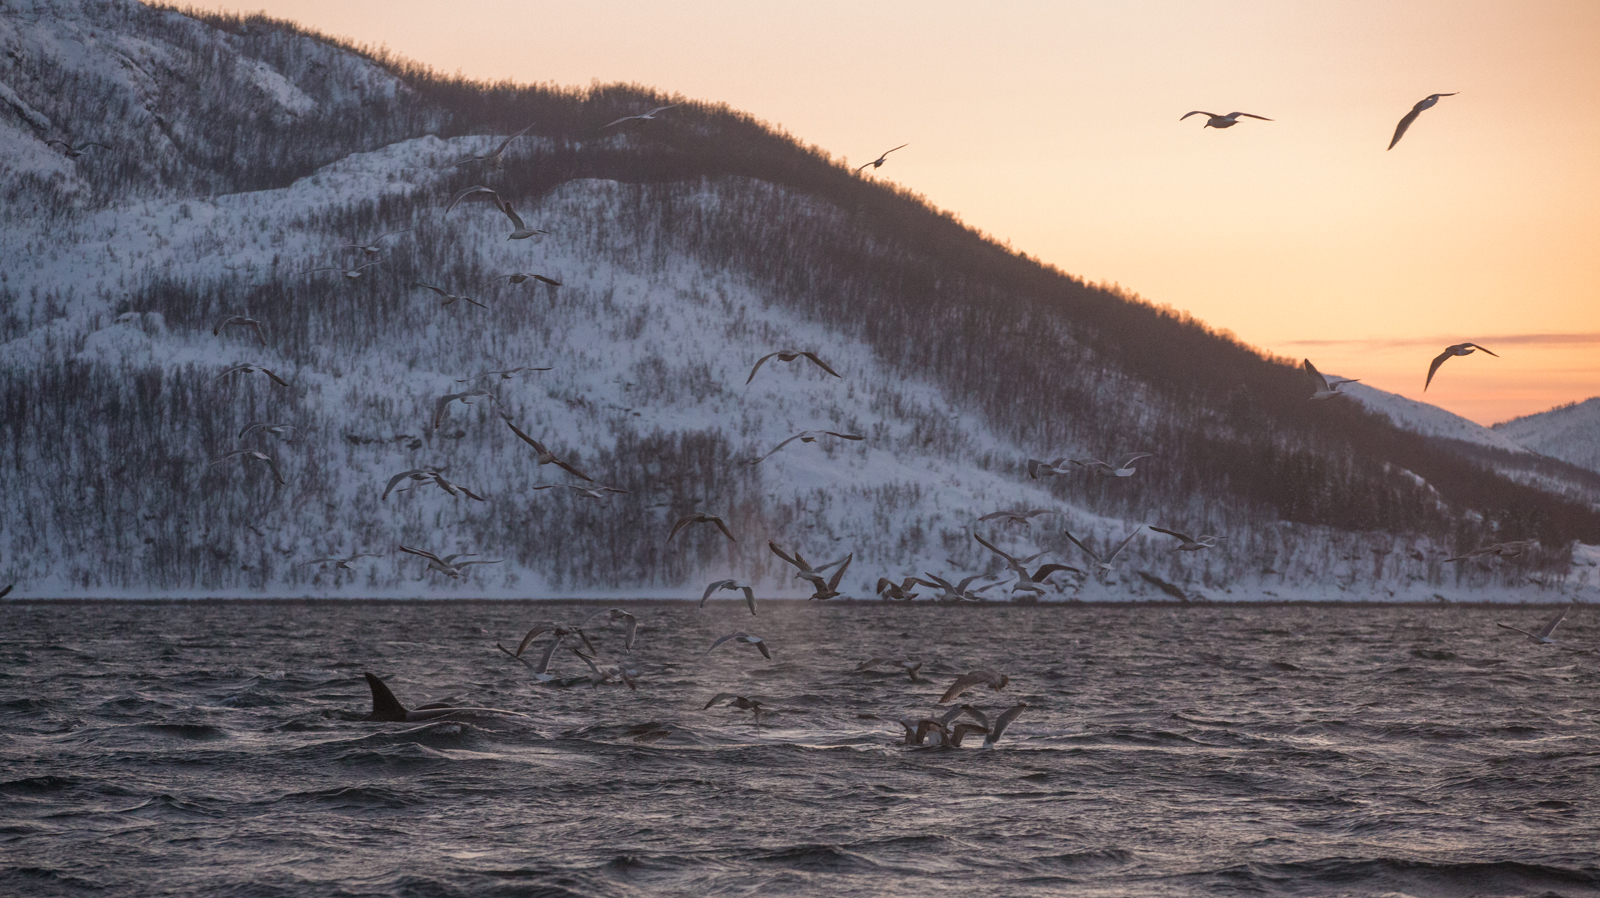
(2, 0, 1596, 599)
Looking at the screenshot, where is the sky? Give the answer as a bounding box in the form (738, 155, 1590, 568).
(190, 0, 1600, 425)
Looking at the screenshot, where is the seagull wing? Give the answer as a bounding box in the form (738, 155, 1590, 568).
(533, 637, 561, 675)
(973, 532, 1021, 567)
(940, 671, 994, 704)
(741, 586, 756, 616)
(713, 517, 738, 543)
(746, 352, 780, 384)
(445, 185, 500, 214)
(261, 454, 287, 484)
(820, 431, 864, 442)
(704, 692, 739, 710)
(1535, 606, 1569, 641)
(1106, 527, 1142, 562)
(397, 544, 446, 565)
(1234, 113, 1273, 121)
(1424, 348, 1454, 391)
(754, 433, 804, 464)
(1466, 343, 1499, 357)
(1388, 105, 1425, 150)
(801, 352, 842, 378)
(489, 122, 536, 158)
(701, 579, 732, 605)
(260, 368, 289, 387)
(1029, 563, 1082, 582)
(551, 454, 595, 483)
(768, 541, 801, 569)
(1495, 623, 1536, 639)
(1180, 111, 1216, 121)
(986, 703, 1027, 745)
(826, 554, 853, 591)
(1148, 526, 1195, 544)
(668, 515, 696, 542)
(707, 633, 739, 653)
(1303, 359, 1331, 392)
(1063, 529, 1102, 564)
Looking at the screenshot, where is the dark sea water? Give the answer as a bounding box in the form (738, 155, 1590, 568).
(2, 600, 1597, 898)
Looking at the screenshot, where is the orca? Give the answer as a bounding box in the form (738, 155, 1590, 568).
(363, 672, 528, 722)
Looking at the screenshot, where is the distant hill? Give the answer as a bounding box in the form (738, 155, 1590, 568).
(2, 0, 1596, 598)
(1494, 398, 1600, 476)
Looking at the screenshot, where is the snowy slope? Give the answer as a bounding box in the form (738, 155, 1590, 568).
(1, 1, 1594, 602)
(1494, 398, 1600, 475)
(1342, 383, 1528, 454)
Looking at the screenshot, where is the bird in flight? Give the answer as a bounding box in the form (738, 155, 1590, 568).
(978, 508, 1058, 525)
(1496, 604, 1570, 645)
(1303, 359, 1359, 400)
(502, 417, 595, 482)
(703, 693, 764, 727)
(46, 139, 110, 157)
(1444, 540, 1535, 563)
(580, 608, 640, 652)
(213, 364, 289, 387)
(213, 316, 266, 345)
(1180, 111, 1272, 129)
(669, 512, 738, 543)
(445, 186, 548, 240)
(702, 579, 758, 616)
(310, 261, 381, 280)
(769, 542, 852, 598)
(1026, 458, 1071, 479)
(746, 350, 841, 385)
(238, 422, 296, 441)
(603, 105, 677, 129)
(856, 144, 907, 173)
(490, 272, 563, 287)
(412, 282, 487, 310)
(444, 122, 536, 168)
(708, 631, 772, 660)
(1425, 343, 1497, 391)
(432, 391, 494, 431)
(299, 552, 385, 570)
(875, 576, 923, 601)
(533, 483, 628, 501)
(341, 229, 412, 256)
(1065, 526, 1143, 574)
(1073, 453, 1155, 478)
(209, 449, 287, 484)
(751, 430, 864, 464)
(1388, 93, 1457, 150)
(1149, 526, 1225, 551)
(939, 669, 1010, 704)
(399, 545, 501, 579)
(457, 366, 552, 383)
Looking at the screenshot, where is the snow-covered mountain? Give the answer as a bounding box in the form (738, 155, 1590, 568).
(3, 0, 1597, 600)
(1494, 398, 1600, 476)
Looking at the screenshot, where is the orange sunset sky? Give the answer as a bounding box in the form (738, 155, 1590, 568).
(190, 0, 1600, 425)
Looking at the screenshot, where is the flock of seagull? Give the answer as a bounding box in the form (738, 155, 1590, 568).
(48, 90, 1572, 744)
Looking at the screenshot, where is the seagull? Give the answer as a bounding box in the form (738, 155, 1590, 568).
(978, 508, 1058, 525)
(1065, 526, 1142, 574)
(505, 620, 598, 659)
(496, 624, 586, 682)
(769, 542, 852, 596)
(1180, 111, 1272, 129)
(299, 552, 385, 570)
(426, 471, 487, 501)
(855, 657, 922, 681)
(746, 349, 842, 385)
(213, 316, 266, 345)
(1425, 343, 1498, 391)
(457, 366, 553, 383)
(580, 608, 640, 651)
(856, 144, 907, 173)
(973, 533, 1081, 596)
(398, 545, 501, 579)
(940, 703, 990, 730)
(1388, 93, 1457, 151)
(213, 364, 289, 387)
(412, 282, 487, 309)
(803, 554, 852, 601)
(1073, 453, 1155, 477)
(238, 422, 296, 441)
(940, 670, 1010, 704)
(502, 417, 596, 482)
(382, 468, 443, 500)
(1149, 526, 1225, 552)
(984, 703, 1027, 748)
(208, 449, 286, 484)
(602, 104, 677, 129)
(916, 572, 998, 604)
(46, 139, 110, 157)
(751, 430, 865, 464)
(445, 185, 547, 240)
(1027, 458, 1071, 479)
(899, 717, 956, 747)
(433, 391, 494, 431)
(875, 576, 923, 601)
(703, 693, 763, 727)
(491, 272, 563, 287)
(340, 229, 412, 255)
(702, 579, 758, 615)
(1496, 605, 1570, 645)
(444, 122, 535, 168)
(1444, 540, 1536, 563)
(571, 648, 639, 689)
(310, 261, 382, 280)
(533, 483, 629, 500)
(708, 631, 771, 660)
(1303, 358, 1359, 400)
(669, 512, 737, 543)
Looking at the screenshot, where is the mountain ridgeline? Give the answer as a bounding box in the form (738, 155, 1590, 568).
(2, 0, 1596, 597)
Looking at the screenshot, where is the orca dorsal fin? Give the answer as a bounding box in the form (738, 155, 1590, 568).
(364, 672, 410, 721)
